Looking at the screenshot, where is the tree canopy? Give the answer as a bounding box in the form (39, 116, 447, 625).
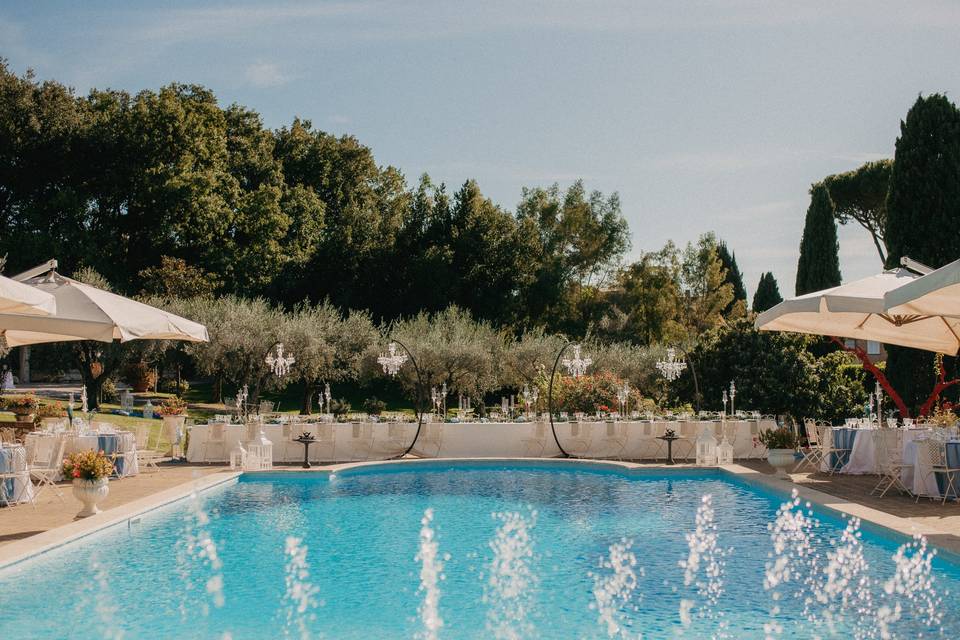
(752, 272, 783, 313)
(795, 183, 841, 296)
(823, 159, 892, 265)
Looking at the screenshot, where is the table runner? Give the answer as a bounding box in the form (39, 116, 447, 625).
(830, 428, 858, 470)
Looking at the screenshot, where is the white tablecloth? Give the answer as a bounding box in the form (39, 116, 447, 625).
(0, 444, 35, 505)
(185, 419, 775, 463)
(24, 431, 139, 480)
(901, 429, 940, 497)
(818, 427, 880, 474)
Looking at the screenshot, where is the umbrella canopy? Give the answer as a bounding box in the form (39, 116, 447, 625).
(0, 271, 208, 347)
(755, 268, 960, 355)
(0, 275, 56, 316)
(884, 256, 960, 318)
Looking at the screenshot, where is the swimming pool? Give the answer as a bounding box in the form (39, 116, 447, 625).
(0, 461, 957, 638)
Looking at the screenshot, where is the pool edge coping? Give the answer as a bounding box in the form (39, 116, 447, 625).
(2, 458, 959, 570)
(0, 470, 241, 571)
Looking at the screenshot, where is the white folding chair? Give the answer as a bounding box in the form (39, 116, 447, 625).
(600, 421, 628, 460)
(258, 400, 275, 415)
(914, 440, 948, 503)
(349, 423, 376, 460)
(200, 423, 228, 463)
(312, 423, 336, 462)
(134, 425, 161, 473)
(674, 421, 698, 462)
(562, 421, 593, 457)
(643, 422, 667, 460)
(1, 446, 34, 507)
(521, 422, 548, 457)
(871, 429, 912, 497)
(29, 436, 65, 503)
(794, 421, 826, 472)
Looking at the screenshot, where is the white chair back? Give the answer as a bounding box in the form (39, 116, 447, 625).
(209, 423, 225, 443)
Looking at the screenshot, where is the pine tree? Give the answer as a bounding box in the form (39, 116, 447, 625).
(716, 240, 746, 314)
(752, 272, 783, 313)
(884, 94, 960, 413)
(795, 183, 842, 295)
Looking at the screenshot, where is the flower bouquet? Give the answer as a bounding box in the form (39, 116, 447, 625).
(61, 449, 115, 481)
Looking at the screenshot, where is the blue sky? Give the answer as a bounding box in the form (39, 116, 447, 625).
(3, 1, 960, 299)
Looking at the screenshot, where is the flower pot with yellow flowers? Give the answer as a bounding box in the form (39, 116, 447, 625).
(158, 397, 188, 458)
(62, 450, 114, 517)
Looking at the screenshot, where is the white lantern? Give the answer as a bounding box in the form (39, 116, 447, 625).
(717, 435, 734, 465)
(696, 425, 717, 466)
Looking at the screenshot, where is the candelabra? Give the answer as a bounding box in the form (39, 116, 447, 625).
(236, 384, 249, 421)
(80, 385, 88, 414)
(616, 381, 630, 418)
(561, 344, 592, 379)
(656, 347, 687, 381)
(377, 342, 408, 376)
(729, 381, 736, 416)
(722, 390, 728, 419)
(324, 382, 331, 414)
(317, 389, 325, 416)
(265, 343, 296, 377)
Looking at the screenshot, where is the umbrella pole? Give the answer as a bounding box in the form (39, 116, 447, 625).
(830, 337, 911, 419)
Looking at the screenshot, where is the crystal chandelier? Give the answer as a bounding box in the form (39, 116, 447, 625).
(656, 348, 687, 381)
(561, 344, 592, 378)
(377, 341, 409, 376)
(265, 343, 296, 377)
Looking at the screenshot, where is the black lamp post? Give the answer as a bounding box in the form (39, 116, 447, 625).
(378, 338, 426, 459)
(547, 341, 592, 459)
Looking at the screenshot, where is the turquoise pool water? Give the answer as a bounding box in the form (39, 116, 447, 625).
(0, 462, 957, 639)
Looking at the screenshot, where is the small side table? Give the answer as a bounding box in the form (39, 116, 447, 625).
(294, 435, 317, 469)
(657, 435, 680, 465)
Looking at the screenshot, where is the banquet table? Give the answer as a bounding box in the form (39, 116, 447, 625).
(24, 431, 139, 480)
(901, 431, 960, 498)
(819, 427, 880, 474)
(0, 444, 35, 505)
(186, 418, 777, 463)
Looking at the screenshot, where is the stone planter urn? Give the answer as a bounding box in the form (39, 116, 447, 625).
(162, 414, 187, 457)
(72, 477, 109, 517)
(767, 448, 796, 479)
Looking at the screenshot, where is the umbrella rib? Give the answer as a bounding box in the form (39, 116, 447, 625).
(941, 316, 960, 352)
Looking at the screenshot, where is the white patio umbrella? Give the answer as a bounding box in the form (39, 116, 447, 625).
(0, 270, 208, 347)
(0, 274, 56, 316)
(884, 256, 960, 318)
(755, 268, 960, 355)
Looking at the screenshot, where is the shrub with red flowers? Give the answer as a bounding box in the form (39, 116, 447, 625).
(156, 396, 187, 416)
(543, 372, 652, 415)
(61, 450, 114, 481)
(0, 393, 39, 414)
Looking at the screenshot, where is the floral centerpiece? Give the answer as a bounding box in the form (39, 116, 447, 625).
(34, 402, 67, 427)
(929, 406, 958, 428)
(62, 450, 114, 517)
(157, 396, 187, 416)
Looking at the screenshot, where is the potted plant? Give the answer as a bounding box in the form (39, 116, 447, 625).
(363, 396, 386, 417)
(158, 396, 188, 457)
(759, 426, 799, 478)
(2, 394, 39, 425)
(34, 402, 67, 429)
(330, 398, 351, 423)
(122, 360, 158, 393)
(62, 450, 114, 517)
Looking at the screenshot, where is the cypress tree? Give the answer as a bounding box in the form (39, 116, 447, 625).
(752, 272, 783, 313)
(884, 94, 960, 413)
(716, 240, 746, 314)
(795, 183, 842, 295)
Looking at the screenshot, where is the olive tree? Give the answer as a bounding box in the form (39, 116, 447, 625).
(285, 301, 377, 413)
(386, 306, 504, 412)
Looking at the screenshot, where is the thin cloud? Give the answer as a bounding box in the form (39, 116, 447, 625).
(244, 61, 293, 88)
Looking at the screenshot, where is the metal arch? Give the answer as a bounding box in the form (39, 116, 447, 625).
(548, 341, 574, 458)
(390, 337, 427, 459)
